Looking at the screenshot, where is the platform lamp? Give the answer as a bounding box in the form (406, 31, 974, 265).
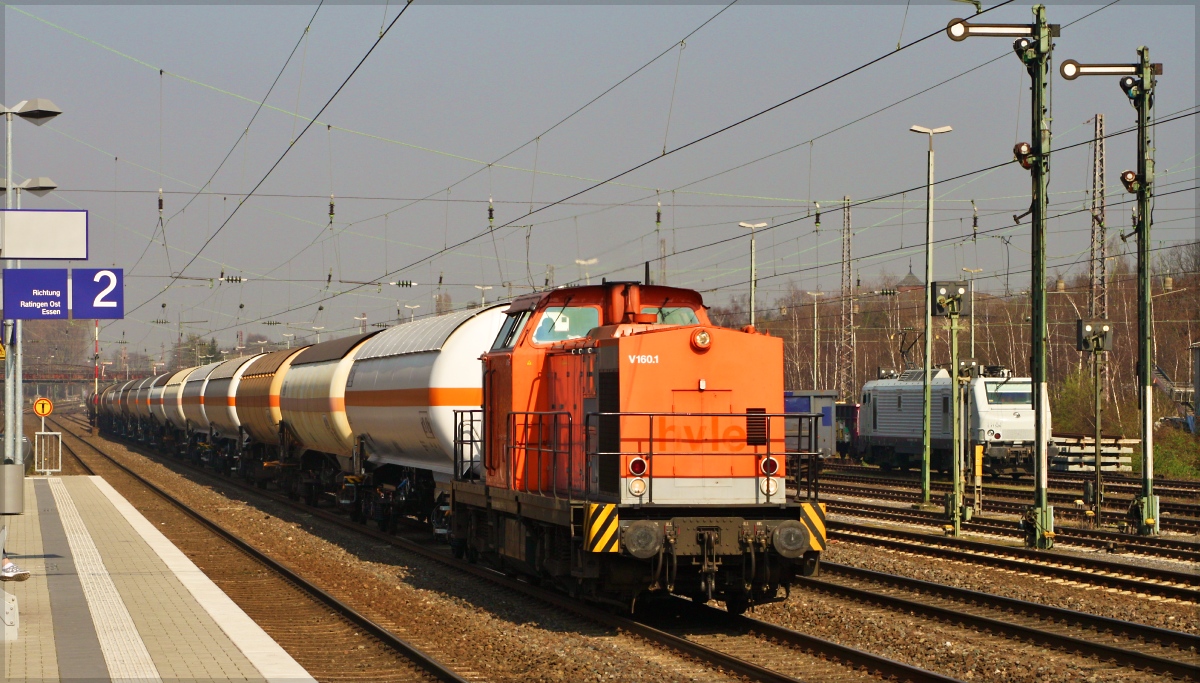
(739, 222, 768, 327)
(474, 285, 492, 306)
(1060, 50, 1163, 536)
(1, 98, 61, 507)
(404, 304, 420, 322)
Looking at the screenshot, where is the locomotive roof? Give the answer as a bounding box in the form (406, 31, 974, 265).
(357, 304, 507, 361)
(291, 330, 382, 366)
(506, 284, 705, 313)
(242, 346, 308, 376)
(207, 353, 262, 380)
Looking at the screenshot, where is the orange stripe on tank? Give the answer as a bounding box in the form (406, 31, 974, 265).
(280, 397, 346, 412)
(344, 387, 482, 407)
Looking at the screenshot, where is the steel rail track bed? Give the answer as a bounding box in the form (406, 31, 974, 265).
(819, 481, 1200, 533)
(822, 462, 1200, 497)
(808, 563, 1199, 680)
(62, 413, 958, 683)
(52, 419, 468, 683)
(824, 499, 1200, 563)
(829, 521, 1200, 603)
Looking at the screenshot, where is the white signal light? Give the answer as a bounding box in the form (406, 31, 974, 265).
(628, 477, 647, 496)
(760, 478, 779, 496)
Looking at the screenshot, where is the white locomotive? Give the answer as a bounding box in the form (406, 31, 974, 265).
(857, 366, 1044, 476)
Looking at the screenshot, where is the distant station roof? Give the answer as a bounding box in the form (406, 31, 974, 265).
(897, 263, 923, 291)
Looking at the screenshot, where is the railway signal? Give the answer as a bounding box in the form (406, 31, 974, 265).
(1078, 320, 1113, 527)
(948, 4, 1057, 549)
(933, 282, 969, 536)
(1060, 47, 1163, 536)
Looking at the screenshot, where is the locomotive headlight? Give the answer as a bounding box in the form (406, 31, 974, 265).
(622, 520, 662, 559)
(987, 429, 994, 437)
(772, 520, 809, 559)
(691, 328, 713, 351)
(628, 477, 647, 496)
(760, 477, 779, 496)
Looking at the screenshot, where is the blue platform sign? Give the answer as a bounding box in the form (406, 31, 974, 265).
(72, 268, 124, 319)
(3, 269, 68, 319)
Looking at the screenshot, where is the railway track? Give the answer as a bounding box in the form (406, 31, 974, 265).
(819, 480, 1200, 534)
(823, 462, 1200, 499)
(57, 413, 959, 683)
(808, 563, 1199, 680)
(825, 498, 1200, 562)
(48, 416, 466, 683)
(829, 521, 1200, 603)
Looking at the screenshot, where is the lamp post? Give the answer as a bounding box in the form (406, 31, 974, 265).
(282, 333, 294, 349)
(574, 259, 598, 286)
(805, 291, 823, 388)
(1, 98, 61, 473)
(312, 326, 325, 344)
(739, 222, 768, 327)
(405, 304, 420, 322)
(910, 123, 952, 506)
(1060, 49, 1163, 536)
(962, 267, 983, 358)
(948, 6, 1060, 549)
(354, 314, 367, 335)
(474, 285, 492, 306)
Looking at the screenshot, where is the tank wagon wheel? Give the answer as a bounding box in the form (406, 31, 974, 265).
(724, 592, 750, 617)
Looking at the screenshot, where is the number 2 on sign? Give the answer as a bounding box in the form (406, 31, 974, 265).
(93, 270, 118, 308)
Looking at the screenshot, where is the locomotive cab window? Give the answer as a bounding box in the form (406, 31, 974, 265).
(640, 306, 699, 325)
(531, 306, 601, 344)
(984, 380, 1033, 405)
(492, 310, 532, 350)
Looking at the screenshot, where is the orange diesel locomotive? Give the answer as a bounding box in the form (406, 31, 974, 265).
(451, 282, 825, 613)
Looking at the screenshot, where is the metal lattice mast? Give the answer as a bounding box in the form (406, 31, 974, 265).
(837, 196, 855, 401)
(1089, 114, 1107, 319)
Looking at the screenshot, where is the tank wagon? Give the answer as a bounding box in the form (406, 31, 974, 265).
(94, 282, 826, 614)
(857, 365, 1044, 476)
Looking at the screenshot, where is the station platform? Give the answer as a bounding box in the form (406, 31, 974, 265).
(1, 475, 314, 682)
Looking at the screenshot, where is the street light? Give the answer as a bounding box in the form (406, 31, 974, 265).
(474, 285, 492, 306)
(354, 314, 368, 334)
(281, 333, 295, 349)
(1, 98, 60, 483)
(739, 222, 768, 327)
(312, 326, 325, 343)
(404, 304, 420, 322)
(805, 291, 823, 389)
(962, 267, 983, 358)
(910, 123, 952, 506)
(574, 258, 598, 286)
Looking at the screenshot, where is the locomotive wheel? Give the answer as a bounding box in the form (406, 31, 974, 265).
(724, 592, 750, 616)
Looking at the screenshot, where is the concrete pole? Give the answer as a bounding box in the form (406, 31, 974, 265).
(1094, 345, 1104, 526)
(950, 311, 961, 536)
(749, 228, 756, 328)
(13, 189, 21, 466)
(921, 137, 935, 505)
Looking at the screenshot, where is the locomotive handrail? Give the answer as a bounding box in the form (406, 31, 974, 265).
(583, 411, 823, 504)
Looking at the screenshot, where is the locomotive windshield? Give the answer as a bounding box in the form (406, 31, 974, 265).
(491, 310, 531, 350)
(984, 379, 1032, 405)
(531, 306, 601, 343)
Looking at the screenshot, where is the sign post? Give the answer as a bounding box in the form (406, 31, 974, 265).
(31, 397, 58, 476)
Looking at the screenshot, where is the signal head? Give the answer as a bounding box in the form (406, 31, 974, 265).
(1119, 76, 1139, 99)
(1120, 170, 1139, 194)
(1013, 142, 1034, 170)
(1012, 37, 1032, 58)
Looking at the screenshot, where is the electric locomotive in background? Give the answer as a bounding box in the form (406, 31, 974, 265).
(856, 365, 1044, 476)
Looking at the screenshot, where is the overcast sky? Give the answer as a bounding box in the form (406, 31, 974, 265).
(2, 2, 1195, 355)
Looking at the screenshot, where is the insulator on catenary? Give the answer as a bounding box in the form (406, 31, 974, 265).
(488, 197, 494, 222)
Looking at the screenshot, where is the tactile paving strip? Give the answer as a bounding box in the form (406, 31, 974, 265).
(48, 477, 162, 683)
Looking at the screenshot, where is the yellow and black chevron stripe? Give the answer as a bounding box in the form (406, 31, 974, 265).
(585, 503, 619, 553)
(799, 502, 827, 552)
